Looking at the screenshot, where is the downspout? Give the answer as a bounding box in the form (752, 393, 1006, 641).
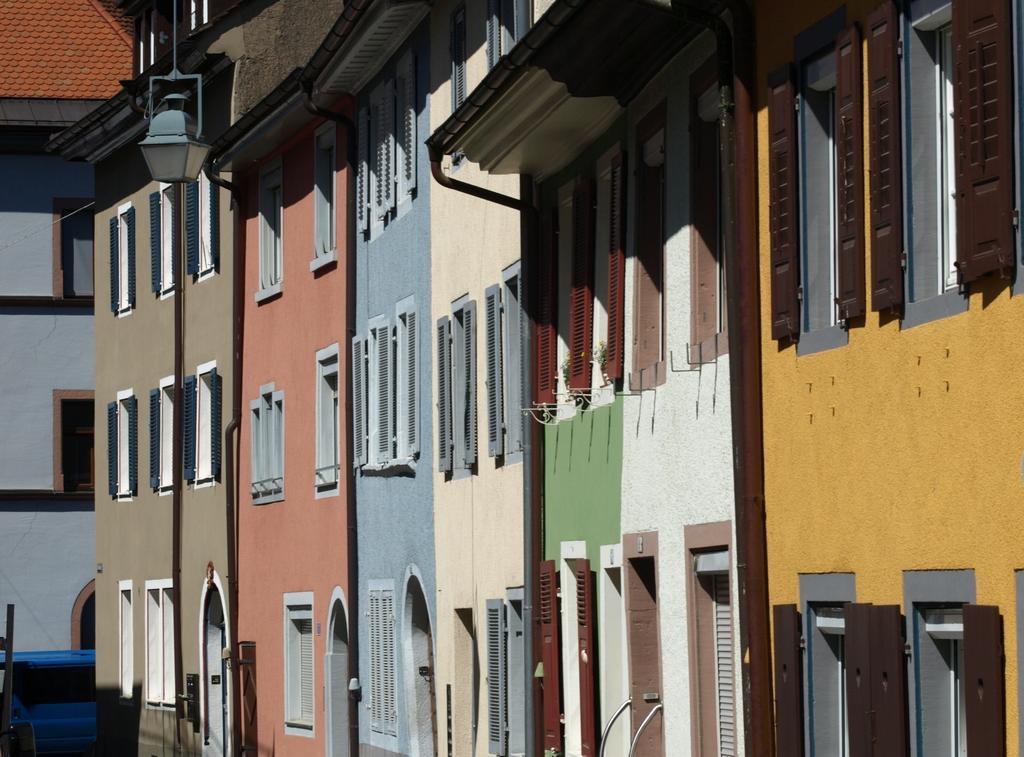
(172, 181, 186, 744)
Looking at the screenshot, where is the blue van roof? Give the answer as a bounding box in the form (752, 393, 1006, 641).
(0, 650, 95, 667)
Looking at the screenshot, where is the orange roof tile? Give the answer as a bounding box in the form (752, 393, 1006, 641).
(0, 0, 132, 100)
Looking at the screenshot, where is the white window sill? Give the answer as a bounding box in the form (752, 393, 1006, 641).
(197, 266, 216, 283)
(116, 493, 133, 502)
(192, 477, 216, 490)
(361, 457, 416, 476)
(284, 720, 314, 737)
(145, 700, 176, 711)
(159, 287, 175, 301)
(116, 306, 133, 318)
(252, 490, 284, 505)
(309, 250, 337, 272)
(158, 484, 172, 497)
(254, 282, 282, 304)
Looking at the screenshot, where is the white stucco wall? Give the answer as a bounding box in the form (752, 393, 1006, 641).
(618, 31, 746, 756)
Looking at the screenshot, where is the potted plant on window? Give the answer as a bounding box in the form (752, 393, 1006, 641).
(593, 340, 610, 387)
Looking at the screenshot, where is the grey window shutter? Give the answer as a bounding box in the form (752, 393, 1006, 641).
(183, 374, 197, 481)
(357, 107, 369, 234)
(485, 285, 504, 457)
(107, 401, 118, 497)
(127, 395, 138, 495)
(368, 589, 382, 732)
(486, 0, 500, 69)
(185, 181, 199, 275)
(463, 300, 477, 467)
(384, 82, 396, 214)
(450, 8, 467, 111)
(436, 316, 452, 472)
(149, 388, 160, 489)
(126, 207, 136, 307)
(150, 191, 161, 293)
(397, 52, 417, 200)
(209, 178, 220, 271)
(372, 95, 386, 222)
(211, 368, 222, 480)
(351, 337, 367, 467)
(486, 598, 508, 755)
(382, 590, 397, 734)
(109, 217, 119, 313)
(405, 309, 419, 457)
(504, 275, 523, 455)
(376, 322, 392, 464)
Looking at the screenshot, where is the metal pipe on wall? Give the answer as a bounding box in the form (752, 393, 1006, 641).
(172, 181, 186, 744)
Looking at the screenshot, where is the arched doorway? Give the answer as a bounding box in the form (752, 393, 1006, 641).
(404, 576, 436, 757)
(325, 595, 349, 757)
(71, 580, 95, 650)
(203, 585, 228, 756)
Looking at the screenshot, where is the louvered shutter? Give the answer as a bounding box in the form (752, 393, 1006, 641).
(299, 619, 314, 721)
(713, 574, 736, 757)
(486, 598, 508, 754)
(772, 604, 804, 757)
(185, 181, 199, 275)
(964, 604, 1006, 757)
(126, 395, 138, 495)
(451, 10, 467, 111)
(539, 560, 562, 753)
(835, 25, 866, 320)
(607, 153, 626, 380)
(150, 192, 161, 293)
(357, 107, 369, 234)
(368, 590, 383, 732)
(126, 207, 136, 307)
(577, 560, 597, 756)
(107, 401, 118, 496)
(109, 217, 119, 313)
(568, 179, 595, 391)
(486, 0, 500, 69)
(405, 310, 419, 457)
(239, 641, 259, 751)
(382, 590, 397, 734)
(397, 52, 417, 201)
(384, 82, 396, 214)
(375, 322, 392, 464)
(535, 210, 558, 404)
(183, 374, 197, 481)
(503, 276, 523, 454)
(149, 388, 160, 489)
(463, 301, 477, 466)
(867, 0, 904, 311)
(210, 368, 222, 481)
(437, 317, 452, 472)
(953, 0, 1015, 282)
(351, 337, 367, 467)
(843, 603, 872, 756)
(767, 66, 800, 340)
(869, 604, 908, 757)
(485, 285, 504, 457)
(209, 178, 220, 271)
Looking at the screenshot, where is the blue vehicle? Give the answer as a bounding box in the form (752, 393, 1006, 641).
(3, 650, 96, 755)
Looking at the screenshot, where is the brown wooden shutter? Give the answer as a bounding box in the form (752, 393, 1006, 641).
(869, 604, 909, 757)
(953, 0, 1015, 283)
(535, 210, 559, 405)
(239, 640, 258, 752)
(691, 109, 721, 348)
(772, 604, 804, 757)
(767, 66, 800, 340)
(843, 603, 872, 757)
(576, 560, 597, 756)
(606, 153, 626, 380)
(568, 179, 595, 391)
(867, 0, 905, 311)
(539, 560, 563, 753)
(963, 604, 1006, 757)
(835, 25, 866, 321)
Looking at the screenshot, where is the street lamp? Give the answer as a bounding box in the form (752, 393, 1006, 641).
(139, 91, 210, 183)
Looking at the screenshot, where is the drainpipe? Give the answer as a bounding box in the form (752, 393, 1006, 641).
(636, 1, 773, 754)
(427, 148, 539, 757)
(172, 181, 186, 744)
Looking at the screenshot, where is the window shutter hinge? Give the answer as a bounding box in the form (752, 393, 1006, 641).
(1013, 209, 1020, 229)
(799, 635, 806, 650)
(897, 38, 904, 59)
(794, 94, 801, 113)
(796, 285, 804, 303)
(900, 251, 908, 271)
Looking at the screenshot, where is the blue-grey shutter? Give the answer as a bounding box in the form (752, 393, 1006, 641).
(211, 368, 222, 480)
(208, 179, 220, 271)
(183, 374, 197, 480)
(486, 598, 508, 754)
(107, 401, 118, 496)
(436, 317, 452, 472)
(485, 285, 504, 457)
(351, 337, 367, 468)
(463, 300, 477, 467)
(357, 107, 369, 234)
(486, 0, 500, 69)
(375, 321, 392, 464)
(126, 207, 136, 307)
(405, 309, 419, 458)
(150, 192, 161, 293)
(149, 388, 160, 489)
(109, 217, 119, 313)
(185, 181, 199, 275)
(127, 395, 138, 495)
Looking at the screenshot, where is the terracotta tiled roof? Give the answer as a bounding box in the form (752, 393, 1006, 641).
(0, 0, 133, 100)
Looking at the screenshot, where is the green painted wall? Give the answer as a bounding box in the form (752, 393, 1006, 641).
(543, 398, 623, 563)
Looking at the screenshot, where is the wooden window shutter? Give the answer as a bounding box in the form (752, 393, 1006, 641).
(405, 309, 419, 458)
(953, 0, 1015, 283)
(436, 317, 452, 472)
(712, 574, 736, 757)
(239, 641, 258, 751)
(398, 52, 417, 200)
(127, 395, 138, 495)
(485, 284, 504, 458)
(964, 604, 1006, 757)
(150, 191, 161, 293)
(383, 590, 397, 734)
(606, 153, 626, 380)
(109, 217, 119, 314)
(843, 603, 873, 755)
(107, 401, 118, 497)
(209, 178, 220, 271)
(351, 337, 367, 467)
(383, 82, 396, 214)
(376, 322, 393, 464)
(691, 110, 721, 350)
(463, 301, 478, 466)
(539, 560, 563, 753)
(185, 180, 200, 275)
(835, 24, 866, 321)
(869, 604, 908, 757)
(486, 598, 508, 755)
(767, 66, 800, 340)
(576, 560, 597, 756)
(210, 368, 222, 481)
(486, 0, 500, 70)
(450, 8, 467, 111)
(867, 0, 904, 311)
(126, 207, 136, 308)
(182, 375, 197, 481)
(535, 210, 559, 404)
(568, 178, 595, 391)
(772, 604, 804, 757)
(357, 107, 369, 234)
(149, 388, 160, 490)
(368, 589, 382, 732)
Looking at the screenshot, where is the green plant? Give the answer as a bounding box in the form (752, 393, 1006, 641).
(561, 354, 571, 387)
(593, 340, 608, 372)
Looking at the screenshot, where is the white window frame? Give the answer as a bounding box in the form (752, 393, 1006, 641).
(283, 592, 315, 736)
(311, 123, 337, 271)
(194, 360, 217, 487)
(450, 296, 475, 473)
(501, 262, 524, 458)
(814, 606, 849, 757)
(119, 579, 134, 701)
(936, 23, 958, 293)
(250, 383, 285, 504)
(315, 345, 340, 497)
(144, 578, 175, 708)
(116, 388, 134, 500)
(117, 201, 133, 316)
(190, 0, 208, 29)
(556, 183, 574, 403)
(148, 9, 156, 67)
(257, 162, 284, 301)
(159, 184, 175, 298)
(394, 297, 419, 464)
(198, 172, 216, 280)
(924, 608, 967, 757)
(159, 375, 174, 494)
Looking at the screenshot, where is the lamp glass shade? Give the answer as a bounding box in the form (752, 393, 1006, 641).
(139, 98, 211, 183)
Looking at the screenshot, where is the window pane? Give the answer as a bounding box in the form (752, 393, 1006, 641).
(61, 399, 93, 492)
(61, 208, 94, 297)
